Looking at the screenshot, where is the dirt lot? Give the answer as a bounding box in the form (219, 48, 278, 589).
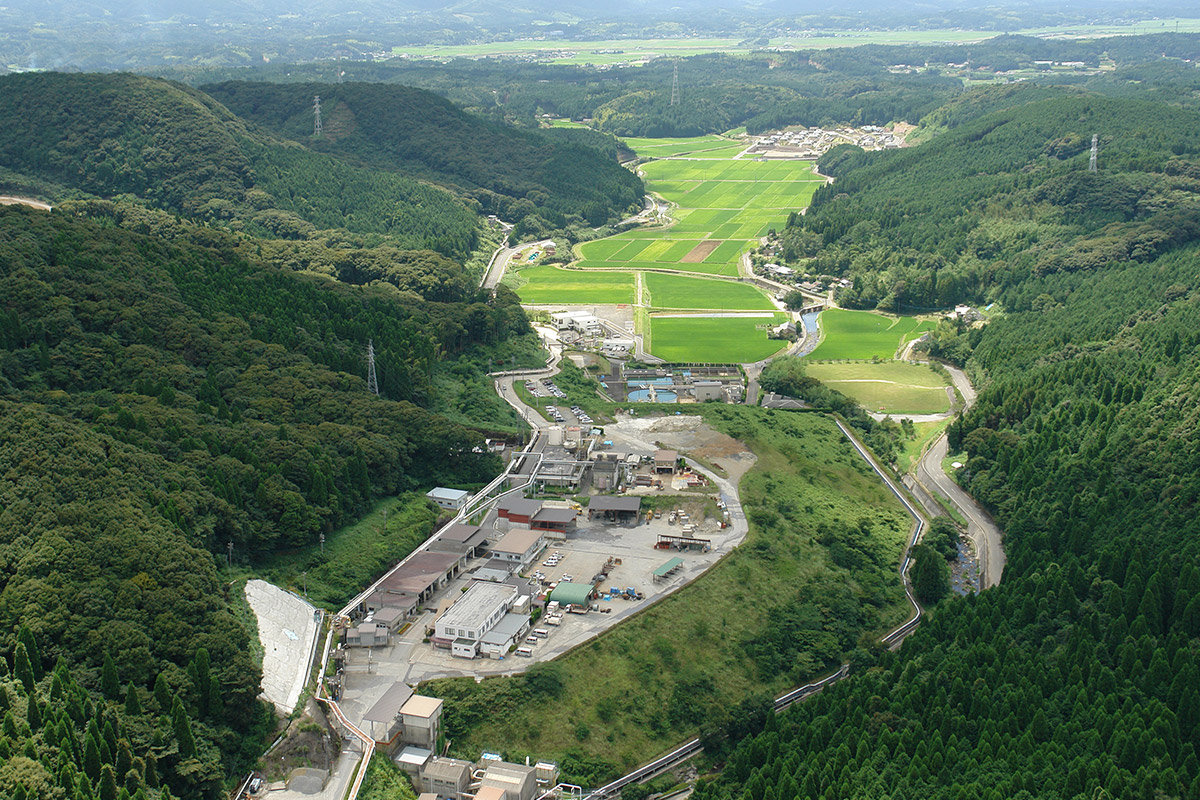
(607, 413, 757, 485)
(681, 240, 722, 262)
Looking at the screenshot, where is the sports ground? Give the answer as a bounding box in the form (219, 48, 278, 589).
(805, 360, 952, 415)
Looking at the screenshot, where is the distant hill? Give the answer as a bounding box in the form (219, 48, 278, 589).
(0, 73, 482, 257)
(203, 81, 644, 233)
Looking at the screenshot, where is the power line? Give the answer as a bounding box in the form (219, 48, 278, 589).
(670, 63, 680, 107)
(313, 94, 323, 138)
(366, 339, 379, 395)
(1089, 133, 1098, 172)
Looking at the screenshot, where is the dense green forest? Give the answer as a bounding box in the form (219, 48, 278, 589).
(202, 81, 643, 237)
(697, 68, 1200, 800)
(0, 73, 483, 258)
(0, 204, 539, 796)
(788, 87, 1200, 312)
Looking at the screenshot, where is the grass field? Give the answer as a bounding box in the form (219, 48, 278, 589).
(645, 272, 774, 310)
(808, 309, 937, 360)
(423, 407, 913, 784)
(393, 22, 1200, 64)
(806, 361, 952, 415)
(515, 265, 635, 305)
(650, 314, 788, 362)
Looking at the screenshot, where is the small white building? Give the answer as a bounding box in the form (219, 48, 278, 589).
(601, 338, 635, 358)
(550, 311, 603, 336)
(432, 582, 519, 657)
(426, 487, 470, 511)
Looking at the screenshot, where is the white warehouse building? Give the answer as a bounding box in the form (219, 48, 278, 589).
(431, 582, 528, 659)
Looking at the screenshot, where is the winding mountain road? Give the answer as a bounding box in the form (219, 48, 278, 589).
(909, 362, 1004, 588)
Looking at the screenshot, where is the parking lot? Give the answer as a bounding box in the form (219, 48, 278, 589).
(526, 378, 593, 426)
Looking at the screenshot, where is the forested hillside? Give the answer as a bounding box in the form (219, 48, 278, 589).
(697, 83, 1200, 800)
(0, 203, 538, 796)
(203, 81, 643, 236)
(0, 72, 485, 258)
(788, 89, 1200, 311)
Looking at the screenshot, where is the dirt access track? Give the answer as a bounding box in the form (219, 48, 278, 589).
(0, 196, 52, 211)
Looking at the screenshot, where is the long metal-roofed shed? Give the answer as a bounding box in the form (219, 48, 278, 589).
(549, 581, 593, 609)
(657, 532, 711, 552)
(653, 557, 684, 580)
(364, 550, 465, 612)
(363, 681, 414, 739)
(428, 522, 488, 557)
(531, 506, 577, 533)
(587, 495, 642, 524)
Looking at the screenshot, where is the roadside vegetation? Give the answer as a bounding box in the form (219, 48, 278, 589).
(423, 406, 913, 785)
(251, 494, 439, 611)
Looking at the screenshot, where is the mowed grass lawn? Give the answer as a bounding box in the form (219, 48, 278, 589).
(645, 272, 774, 310)
(516, 265, 635, 305)
(806, 361, 952, 415)
(809, 309, 937, 359)
(651, 314, 788, 362)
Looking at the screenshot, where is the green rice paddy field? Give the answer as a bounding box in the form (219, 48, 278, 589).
(514, 265, 635, 305)
(805, 361, 952, 415)
(650, 314, 789, 363)
(645, 272, 774, 310)
(515, 136, 826, 361)
(808, 309, 937, 360)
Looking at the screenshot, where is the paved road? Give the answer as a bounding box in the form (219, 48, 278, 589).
(482, 237, 553, 290)
(912, 362, 1003, 588)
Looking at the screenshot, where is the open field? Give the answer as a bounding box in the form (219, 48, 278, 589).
(424, 407, 913, 783)
(806, 361, 952, 415)
(393, 21, 1200, 64)
(650, 314, 788, 362)
(515, 265, 635, 305)
(645, 272, 775, 311)
(808, 309, 937, 360)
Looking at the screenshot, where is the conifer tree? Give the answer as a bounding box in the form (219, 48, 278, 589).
(99, 764, 118, 800)
(14, 642, 36, 694)
(153, 673, 171, 713)
(84, 733, 102, 780)
(26, 696, 41, 731)
(17, 626, 42, 680)
(101, 654, 120, 701)
(171, 695, 197, 759)
(143, 753, 159, 789)
(124, 685, 141, 717)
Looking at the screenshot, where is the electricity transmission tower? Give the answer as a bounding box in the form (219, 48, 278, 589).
(1089, 134, 1098, 172)
(670, 63, 680, 106)
(313, 95, 323, 137)
(366, 339, 379, 395)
